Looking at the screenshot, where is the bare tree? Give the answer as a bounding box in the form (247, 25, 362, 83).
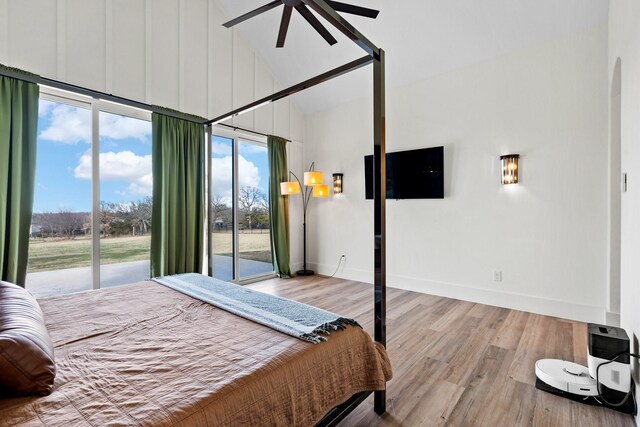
(239, 186, 267, 232)
(258, 191, 269, 211)
(33, 197, 153, 240)
(56, 209, 86, 238)
(210, 195, 231, 231)
(99, 201, 115, 236)
(33, 212, 55, 237)
(128, 197, 152, 235)
(255, 192, 270, 231)
(210, 195, 227, 222)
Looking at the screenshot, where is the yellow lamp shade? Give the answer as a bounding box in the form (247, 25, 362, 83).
(280, 181, 301, 195)
(304, 171, 323, 186)
(311, 184, 329, 198)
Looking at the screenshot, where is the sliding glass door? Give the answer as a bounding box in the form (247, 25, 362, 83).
(27, 92, 273, 295)
(98, 111, 152, 289)
(26, 97, 93, 297)
(237, 140, 273, 278)
(210, 135, 234, 281)
(209, 133, 274, 282)
(25, 88, 152, 298)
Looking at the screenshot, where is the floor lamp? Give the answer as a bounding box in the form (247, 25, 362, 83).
(280, 162, 329, 276)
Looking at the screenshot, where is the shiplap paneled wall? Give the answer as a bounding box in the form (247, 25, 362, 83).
(0, 0, 304, 141)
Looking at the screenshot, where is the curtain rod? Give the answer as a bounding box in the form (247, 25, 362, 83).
(0, 67, 206, 125)
(214, 123, 291, 142)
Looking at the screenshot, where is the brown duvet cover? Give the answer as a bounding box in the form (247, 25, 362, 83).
(0, 281, 391, 426)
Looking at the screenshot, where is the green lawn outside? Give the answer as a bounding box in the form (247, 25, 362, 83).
(27, 235, 151, 273)
(27, 231, 272, 272)
(212, 231, 272, 263)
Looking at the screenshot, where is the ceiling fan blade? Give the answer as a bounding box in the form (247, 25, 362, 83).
(294, 4, 338, 46)
(223, 0, 282, 28)
(325, 0, 379, 19)
(276, 5, 293, 48)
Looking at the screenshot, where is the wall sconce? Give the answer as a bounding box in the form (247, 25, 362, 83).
(500, 154, 519, 185)
(333, 173, 343, 194)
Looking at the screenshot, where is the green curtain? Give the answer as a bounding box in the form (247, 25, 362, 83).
(0, 73, 39, 287)
(267, 136, 292, 278)
(150, 113, 205, 277)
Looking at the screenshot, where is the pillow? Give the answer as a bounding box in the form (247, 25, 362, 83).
(0, 281, 56, 396)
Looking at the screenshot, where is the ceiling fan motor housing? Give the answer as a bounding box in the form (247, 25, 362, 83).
(223, 0, 380, 48)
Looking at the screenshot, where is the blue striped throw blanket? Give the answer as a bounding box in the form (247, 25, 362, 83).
(152, 273, 360, 343)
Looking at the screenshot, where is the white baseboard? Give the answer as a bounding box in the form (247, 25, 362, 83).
(289, 260, 303, 273)
(307, 261, 605, 324)
(307, 262, 372, 283)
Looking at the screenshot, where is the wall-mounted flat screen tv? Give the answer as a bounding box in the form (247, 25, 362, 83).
(365, 146, 444, 199)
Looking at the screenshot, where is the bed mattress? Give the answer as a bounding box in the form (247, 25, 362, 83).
(0, 281, 391, 426)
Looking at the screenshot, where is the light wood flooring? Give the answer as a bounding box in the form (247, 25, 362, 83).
(249, 276, 636, 427)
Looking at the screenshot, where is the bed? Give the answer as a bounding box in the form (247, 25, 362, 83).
(0, 280, 391, 426)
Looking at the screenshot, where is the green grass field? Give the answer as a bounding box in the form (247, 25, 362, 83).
(27, 232, 272, 272)
(212, 231, 272, 263)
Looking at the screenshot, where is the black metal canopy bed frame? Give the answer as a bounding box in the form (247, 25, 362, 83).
(0, 1, 386, 424)
(207, 2, 387, 423)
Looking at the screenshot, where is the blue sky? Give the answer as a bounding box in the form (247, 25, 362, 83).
(211, 135, 269, 206)
(34, 100, 153, 213)
(33, 99, 268, 213)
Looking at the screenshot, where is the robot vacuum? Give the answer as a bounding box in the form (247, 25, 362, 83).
(535, 359, 597, 396)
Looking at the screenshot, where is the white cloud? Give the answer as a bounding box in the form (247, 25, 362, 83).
(238, 156, 261, 189)
(38, 100, 55, 117)
(212, 141, 232, 156)
(239, 142, 267, 155)
(127, 173, 153, 195)
(99, 112, 151, 142)
(211, 155, 260, 203)
(39, 103, 91, 144)
(74, 150, 153, 196)
(38, 103, 150, 144)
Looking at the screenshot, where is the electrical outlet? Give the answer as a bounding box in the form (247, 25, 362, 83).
(493, 271, 502, 282)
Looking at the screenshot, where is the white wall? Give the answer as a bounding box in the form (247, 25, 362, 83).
(303, 24, 609, 323)
(607, 58, 622, 327)
(0, 0, 305, 274)
(609, 1, 640, 421)
(287, 140, 304, 272)
(0, 0, 304, 141)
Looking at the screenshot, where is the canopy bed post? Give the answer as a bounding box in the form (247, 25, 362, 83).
(373, 48, 386, 415)
(207, 1, 388, 419)
(206, 124, 213, 278)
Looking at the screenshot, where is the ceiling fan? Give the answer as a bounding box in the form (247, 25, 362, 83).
(223, 0, 379, 48)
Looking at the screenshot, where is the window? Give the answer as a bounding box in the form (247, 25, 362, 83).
(27, 98, 93, 297)
(98, 111, 152, 289)
(209, 133, 274, 282)
(238, 139, 273, 279)
(26, 88, 152, 297)
(210, 135, 234, 281)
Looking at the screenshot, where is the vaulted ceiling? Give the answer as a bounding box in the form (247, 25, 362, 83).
(215, 0, 609, 114)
